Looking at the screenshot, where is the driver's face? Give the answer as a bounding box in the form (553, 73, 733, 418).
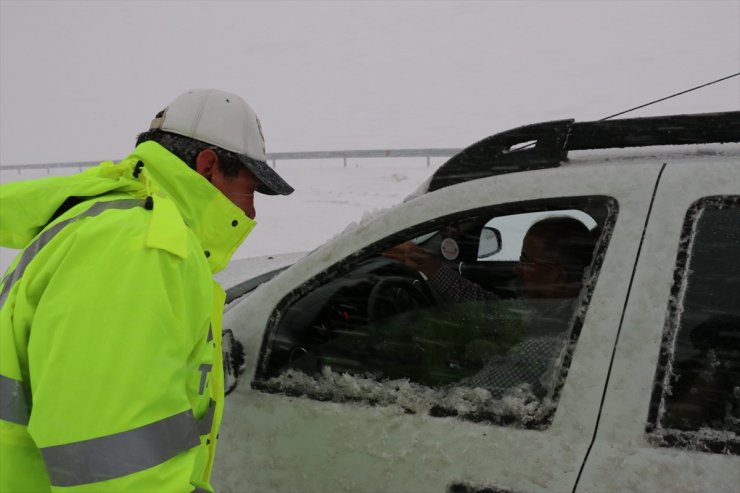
(441, 224, 462, 239)
(513, 233, 566, 298)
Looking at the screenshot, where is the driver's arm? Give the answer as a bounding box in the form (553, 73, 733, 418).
(427, 265, 498, 304)
(384, 241, 442, 277)
(385, 241, 497, 304)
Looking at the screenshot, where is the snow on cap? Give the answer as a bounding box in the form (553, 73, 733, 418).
(150, 88, 293, 195)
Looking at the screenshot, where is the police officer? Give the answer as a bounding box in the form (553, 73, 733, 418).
(0, 89, 293, 492)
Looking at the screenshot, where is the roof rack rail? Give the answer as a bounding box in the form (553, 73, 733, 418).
(428, 111, 740, 192)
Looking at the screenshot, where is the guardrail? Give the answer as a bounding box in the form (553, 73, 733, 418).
(0, 147, 462, 175)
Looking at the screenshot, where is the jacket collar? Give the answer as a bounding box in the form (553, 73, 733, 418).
(127, 141, 256, 273)
(0, 142, 253, 274)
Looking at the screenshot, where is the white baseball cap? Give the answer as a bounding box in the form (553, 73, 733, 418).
(150, 88, 293, 195)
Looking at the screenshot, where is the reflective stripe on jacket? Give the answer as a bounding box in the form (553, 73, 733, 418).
(0, 141, 255, 492)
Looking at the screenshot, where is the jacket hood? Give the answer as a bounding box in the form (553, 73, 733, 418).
(0, 141, 254, 273)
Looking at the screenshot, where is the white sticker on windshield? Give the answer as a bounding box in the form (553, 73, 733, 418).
(440, 238, 460, 260)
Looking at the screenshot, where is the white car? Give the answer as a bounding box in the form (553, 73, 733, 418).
(213, 112, 740, 493)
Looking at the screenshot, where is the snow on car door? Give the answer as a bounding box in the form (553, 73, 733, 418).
(575, 156, 740, 493)
(213, 162, 660, 493)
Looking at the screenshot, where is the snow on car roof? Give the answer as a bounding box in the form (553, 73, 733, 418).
(564, 142, 740, 168)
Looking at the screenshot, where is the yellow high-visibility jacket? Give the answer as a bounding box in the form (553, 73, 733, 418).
(0, 141, 255, 492)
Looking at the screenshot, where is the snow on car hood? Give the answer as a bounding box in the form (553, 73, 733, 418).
(215, 252, 308, 292)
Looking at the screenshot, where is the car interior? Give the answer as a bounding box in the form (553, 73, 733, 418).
(257, 196, 616, 398)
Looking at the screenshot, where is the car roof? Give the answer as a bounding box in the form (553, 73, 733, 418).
(425, 111, 740, 193)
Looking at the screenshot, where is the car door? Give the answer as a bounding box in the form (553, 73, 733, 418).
(575, 158, 740, 492)
(213, 162, 661, 493)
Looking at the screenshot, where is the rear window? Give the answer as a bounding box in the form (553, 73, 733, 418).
(648, 196, 740, 454)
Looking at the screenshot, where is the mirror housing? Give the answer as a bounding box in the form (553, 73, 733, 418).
(477, 227, 502, 259)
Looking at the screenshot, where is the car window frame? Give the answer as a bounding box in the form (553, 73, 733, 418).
(253, 195, 619, 429)
(646, 195, 740, 454)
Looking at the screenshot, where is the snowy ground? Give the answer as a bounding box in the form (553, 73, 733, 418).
(2, 2, 738, 168)
(0, 156, 447, 276)
(1, 1, 737, 277)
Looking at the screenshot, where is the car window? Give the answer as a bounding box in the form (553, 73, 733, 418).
(648, 196, 740, 454)
(479, 210, 598, 262)
(254, 196, 617, 428)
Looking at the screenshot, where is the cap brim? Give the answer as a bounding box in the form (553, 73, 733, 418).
(238, 155, 294, 195)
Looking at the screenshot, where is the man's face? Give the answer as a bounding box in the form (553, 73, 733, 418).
(512, 233, 567, 298)
(209, 164, 258, 219)
(195, 149, 258, 219)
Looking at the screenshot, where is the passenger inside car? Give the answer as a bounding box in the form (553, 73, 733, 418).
(386, 216, 596, 302)
(260, 209, 607, 411)
(384, 217, 599, 396)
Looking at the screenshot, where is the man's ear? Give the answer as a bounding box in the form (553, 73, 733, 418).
(195, 148, 219, 178)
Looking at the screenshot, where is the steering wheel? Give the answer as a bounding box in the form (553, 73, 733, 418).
(366, 262, 439, 323)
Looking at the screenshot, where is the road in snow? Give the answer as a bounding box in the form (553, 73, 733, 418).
(0, 157, 445, 276)
(1, 1, 737, 276)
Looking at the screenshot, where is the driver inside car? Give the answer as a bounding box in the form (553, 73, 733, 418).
(384, 216, 598, 397)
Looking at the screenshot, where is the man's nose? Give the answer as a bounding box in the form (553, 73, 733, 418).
(244, 202, 256, 220)
(237, 193, 256, 219)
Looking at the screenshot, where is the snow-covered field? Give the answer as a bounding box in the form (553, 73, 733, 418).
(0, 157, 446, 276)
(2, 1, 738, 276)
(229, 157, 444, 259)
(0, 3, 738, 491)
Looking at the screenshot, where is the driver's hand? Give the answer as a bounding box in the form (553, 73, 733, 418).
(384, 241, 441, 278)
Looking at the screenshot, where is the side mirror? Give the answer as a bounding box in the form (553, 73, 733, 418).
(477, 227, 502, 259)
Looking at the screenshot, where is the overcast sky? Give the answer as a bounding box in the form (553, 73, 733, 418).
(1, 1, 738, 167)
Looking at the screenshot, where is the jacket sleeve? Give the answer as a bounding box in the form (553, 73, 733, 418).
(21, 206, 215, 492)
(428, 265, 500, 303)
